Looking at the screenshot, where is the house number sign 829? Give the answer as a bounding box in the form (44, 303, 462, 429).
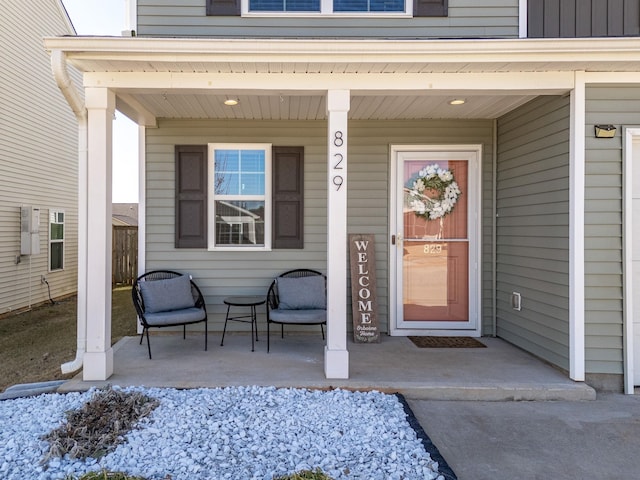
(332, 131, 344, 190)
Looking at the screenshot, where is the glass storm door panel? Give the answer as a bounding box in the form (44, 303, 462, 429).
(394, 149, 479, 331)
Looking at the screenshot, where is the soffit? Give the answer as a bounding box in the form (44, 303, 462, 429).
(126, 92, 537, 120)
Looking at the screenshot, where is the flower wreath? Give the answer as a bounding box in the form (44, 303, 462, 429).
(407, 164, 461, 220)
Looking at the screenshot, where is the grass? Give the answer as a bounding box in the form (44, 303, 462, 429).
(274, 469, 334, 479)
(66, 473, 149, 480)
(65, 469, 334, 480)
(0, 286, 137, 392)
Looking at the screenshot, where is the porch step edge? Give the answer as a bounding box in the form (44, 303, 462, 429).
(56, 379, 597, 401)
(393, 384, 597, 401)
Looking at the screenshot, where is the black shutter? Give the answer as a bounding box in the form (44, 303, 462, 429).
(206, 0, 241, 16)
(272, 147, 304, 249)
(175, 146, 208, 248)
(414, 0, 448, 17)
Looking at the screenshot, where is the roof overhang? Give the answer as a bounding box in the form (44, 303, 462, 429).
(43, 36, 640, 124)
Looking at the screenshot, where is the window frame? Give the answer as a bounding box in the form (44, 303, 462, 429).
(49, 209, 65, 271)
(242, 0, 413, 16)
(207, 143, 273, 251)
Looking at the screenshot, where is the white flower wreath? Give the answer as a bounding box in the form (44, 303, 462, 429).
(407, 164, 461, 220)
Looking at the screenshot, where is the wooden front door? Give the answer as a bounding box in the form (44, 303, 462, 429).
(391, 146, 481, 334)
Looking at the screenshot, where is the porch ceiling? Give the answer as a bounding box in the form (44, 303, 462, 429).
(119, 92, 538, 120)
(44, 36, 640, 122)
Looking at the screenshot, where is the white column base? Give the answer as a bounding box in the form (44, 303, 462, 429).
(82, 348, 114, 381)
(324, 345, 349, 379)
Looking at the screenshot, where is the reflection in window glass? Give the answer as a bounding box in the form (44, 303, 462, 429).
(334, 0, 404, 11)
(215, 200, 265, 245)
(249, 0, 319, 11)
(215, 150, 265, 196)
(49, 210, 64, 270)
(51, 243, 63, 271)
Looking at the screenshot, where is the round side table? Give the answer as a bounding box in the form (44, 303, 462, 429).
(220, 296, 266, 352)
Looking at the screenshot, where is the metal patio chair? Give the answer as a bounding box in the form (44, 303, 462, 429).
(132, 270, 208, 359)
(266, 269, 327, 352)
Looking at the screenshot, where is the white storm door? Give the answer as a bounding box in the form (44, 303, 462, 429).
(390, 146, 481, 334)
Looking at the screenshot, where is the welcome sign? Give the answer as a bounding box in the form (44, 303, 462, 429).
(349, 234, 380, 343)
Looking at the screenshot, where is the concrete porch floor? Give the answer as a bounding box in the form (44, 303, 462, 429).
(60, 333, 595, 401)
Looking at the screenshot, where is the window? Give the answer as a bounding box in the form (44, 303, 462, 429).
(49, 210, 64, 271)
(176, 145, 304, 250)
(247, 0, 408, 13)
(207, 0, 446, 16)
(208, 144, 272, 250)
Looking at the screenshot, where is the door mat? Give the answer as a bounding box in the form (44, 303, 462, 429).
(408, 336, 486, 348)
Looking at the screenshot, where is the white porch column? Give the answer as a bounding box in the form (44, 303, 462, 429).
(82, 87, 115, 380)
(325, 90, 350, 379)
(569, 72, 586, 382)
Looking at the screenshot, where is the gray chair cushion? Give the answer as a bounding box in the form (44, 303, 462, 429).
(277, 276, 326, 310)
(269, 308, 326, 324)
(139, 275, 195, 314)
(144, 307, 206, 326)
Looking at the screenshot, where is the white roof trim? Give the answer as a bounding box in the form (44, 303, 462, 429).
(43, 37, 640, 68)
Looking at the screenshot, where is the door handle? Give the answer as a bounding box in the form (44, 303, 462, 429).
(392, 234, 403, 245)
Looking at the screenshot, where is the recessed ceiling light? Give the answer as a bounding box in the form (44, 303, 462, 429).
(224, 98, 239, 106)
(449, 99, 466, 105)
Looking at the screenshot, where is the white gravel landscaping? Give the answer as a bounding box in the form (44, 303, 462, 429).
(0, 386, 445, 480)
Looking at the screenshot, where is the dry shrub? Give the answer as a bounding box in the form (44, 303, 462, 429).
(43, 387, 159, 463)
(65, 472, 149, 480)
(273, 468, 334, 480)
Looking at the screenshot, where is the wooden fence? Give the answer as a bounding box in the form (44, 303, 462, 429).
(112, 226, 138, 286)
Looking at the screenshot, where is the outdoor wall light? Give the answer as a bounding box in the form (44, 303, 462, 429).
(224, 98, 239, 106)
(594, 124, 617, 138)
(449, 99, 466, 105)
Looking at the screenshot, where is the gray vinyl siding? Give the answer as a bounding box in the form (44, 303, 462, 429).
(496, 96, 571, 371)
(145, 118, 494, 333)
(136, 0, 519, 39)
(0, 0, 78, 314)
(584, 85, 640, 376)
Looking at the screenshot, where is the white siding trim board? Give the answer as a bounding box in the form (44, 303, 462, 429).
(623, 127, 640, 394)
(519, 0, 527, 38)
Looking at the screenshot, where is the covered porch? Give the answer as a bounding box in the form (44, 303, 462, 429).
(58, 333, 595, 401)
(43, 36, 640, 388)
